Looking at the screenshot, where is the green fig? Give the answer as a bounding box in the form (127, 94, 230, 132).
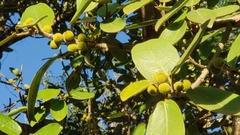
(147, 84, 158, 96)
(50, 40, 60, 49)
(212, 57, 225, 69)
(174, 81, 184, 91)
(77, 42, 87, 51)
(182, 79, 191, 91)
(158, 82, 171, 94)
(63, 30, 74, 41)
(53, 33, 63, 43)
(77, 33, 87, 42)
(43, 25, 53, 33)
(67, 44, 78, 52)
(153, 72, 168, 84)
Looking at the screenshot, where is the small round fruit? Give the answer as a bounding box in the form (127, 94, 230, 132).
(158, 83, 171, 94)
(77, 41, 87, 51)
(63, 30, 74, 41)
(53, 33, 63, 43)
(153, 72, 168, 84)
(147, 85, 158, 96)
(50, 40, 60, 49)
(43, 25, 53, 33)
(182, 79, 191, 91)
(212, 57, 225, 69)
(24, 18, 34, 25)
(78, 33, 87, 42)
(67, 44, 78, 52)
(174, 81, 184, 91)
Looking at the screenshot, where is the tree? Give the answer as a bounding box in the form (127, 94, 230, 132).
(0, 0, 240, 134)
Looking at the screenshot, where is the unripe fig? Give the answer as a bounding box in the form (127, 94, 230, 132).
(182, 79, 191, 91)
(53, 33, 63, 43)
(78, 33, 87, 42)
(43, 25, 53, 33)
(147, 84, 158, 96)
(153, 72, 168, 84)
(50, 40, 60, 49)
(158, 82, 171, 94)
(67, 44, 78, 52)
(212, 57, 225, 69)
(63, 30, 74, 41)
(24, 18, 34, 25)
(174, 81, 184, 91)
(77, 41, 87, 51)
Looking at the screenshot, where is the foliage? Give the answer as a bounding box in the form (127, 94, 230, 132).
(0, 0, 240, 135)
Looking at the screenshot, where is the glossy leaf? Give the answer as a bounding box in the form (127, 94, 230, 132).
(32, 123, 63, 135)
(97, 3, 119, 17)
(37, 89, 60, 102)
(187, 87, 240, 115)
(159, 21, 187, 45)
(123, 0, 152, 15)
(0, 113, 22, 135)
(214, 5, 239, 17)
(107, 112, 125, 119)
(100, 18, 126, 33)
(125, 19, 158, 30)
(7, 106, 27, 117)
(132, 39, 179, 80)
(120, 80, 152, 101)
(187, 8, 216, 28)
(50, 99, 68, 122)
(69, 88, 95, 100)
(172, 20, 209, 74)
(84, 1, 98, 12)
(20, 3, 54, 30)
(28, 57, 57, 121)
(155, 0, 188, 31)
(227, 34, 240, 67)
(185, 0, 200, 6)
(30, 107, 47, 127)
(131, 123, 146, 135)
(70, 0, 92, 25)
(146, 100, 185, 135)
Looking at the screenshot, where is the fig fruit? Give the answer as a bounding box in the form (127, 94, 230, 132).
(153, 72, 168, 84)
(158, 82, 171, 94)
(43, 25, 53, 33)
(78, 33, 87, 42)
(182, 79, 191, 91)
(77, 41, 87, 51)
(173, 81, 184, 91)
(63, 30, 74, 41)
(67, 44, 78, 52)
(53, 33, 63, 43)
(212, 57, 225, 69)
(50, 40, 60, 49)
(147, 84, 158, 96)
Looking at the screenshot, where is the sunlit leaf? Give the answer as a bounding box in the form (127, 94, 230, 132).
(84, 1, 98, 12)
(7, 106, 27, 117)
(37, 89, 60, 102)
(125, 19, 158, 30)
(100, 18, 126, 33)
(19, 3, 54, 30)
(120, 80, 152, 101)
(30, 107, 48, 127)
(97, 3, 119, 17)
(214, 5, 239, 17)
(0, 113, 22, 135)
(131, 123, 146, 135)
(185, 0, 200, 6)
(107, 112, 125, 119)
(227, 34, 240, 67)
(187, 87, 240, 115)
(28, 57, 57, 121)
(69, 88, 95, 100)
(123, 0, 152, 15)
(32, 123, 62, 135)
(146, 99, 185, 135)
(132, 39, 179, 80)
(50, 99, 68, 122)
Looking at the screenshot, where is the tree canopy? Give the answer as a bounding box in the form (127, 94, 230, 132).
(0, 0, 240, 135)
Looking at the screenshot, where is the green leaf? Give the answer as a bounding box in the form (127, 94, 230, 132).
(159, 21, 187, 45)
(70, 0, 92, 25)
(132, 39, 179, 80)
(66, 66, 81, 94)
(30, 107, 47, 127)
(28, 57, 57, 121)
(37, 89, 60, 102)
(214, 5, 239, 17)
(7, 106, 27, 117)
(97, 3, 119, 17)
(123, 0, 153, 15)
(155, 0, 188, 31)
(187, 87, 240, 115)
(187, 8, 217, 28)
(185, 0, 200, 6)
(100, 18, 126, 33)
(125, 19, 158, 30)
(32, 123, 63, 135)
(131, 123, 146, 135)
(0, 113, 22, 135)
(50, 99, 68, 122)
(120, 80, 152, 101)
(171, 20, 209, 74)
(20, 3, 54, 30)
(107, 112, 125, 119)
(103, 37, 128, 62)
(207, 0, 219, 8)
(227, 34, 240, 67)
(69, 88, 95, 100)
(146, 99, 185, 135)
(84, 1, 98, 12)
